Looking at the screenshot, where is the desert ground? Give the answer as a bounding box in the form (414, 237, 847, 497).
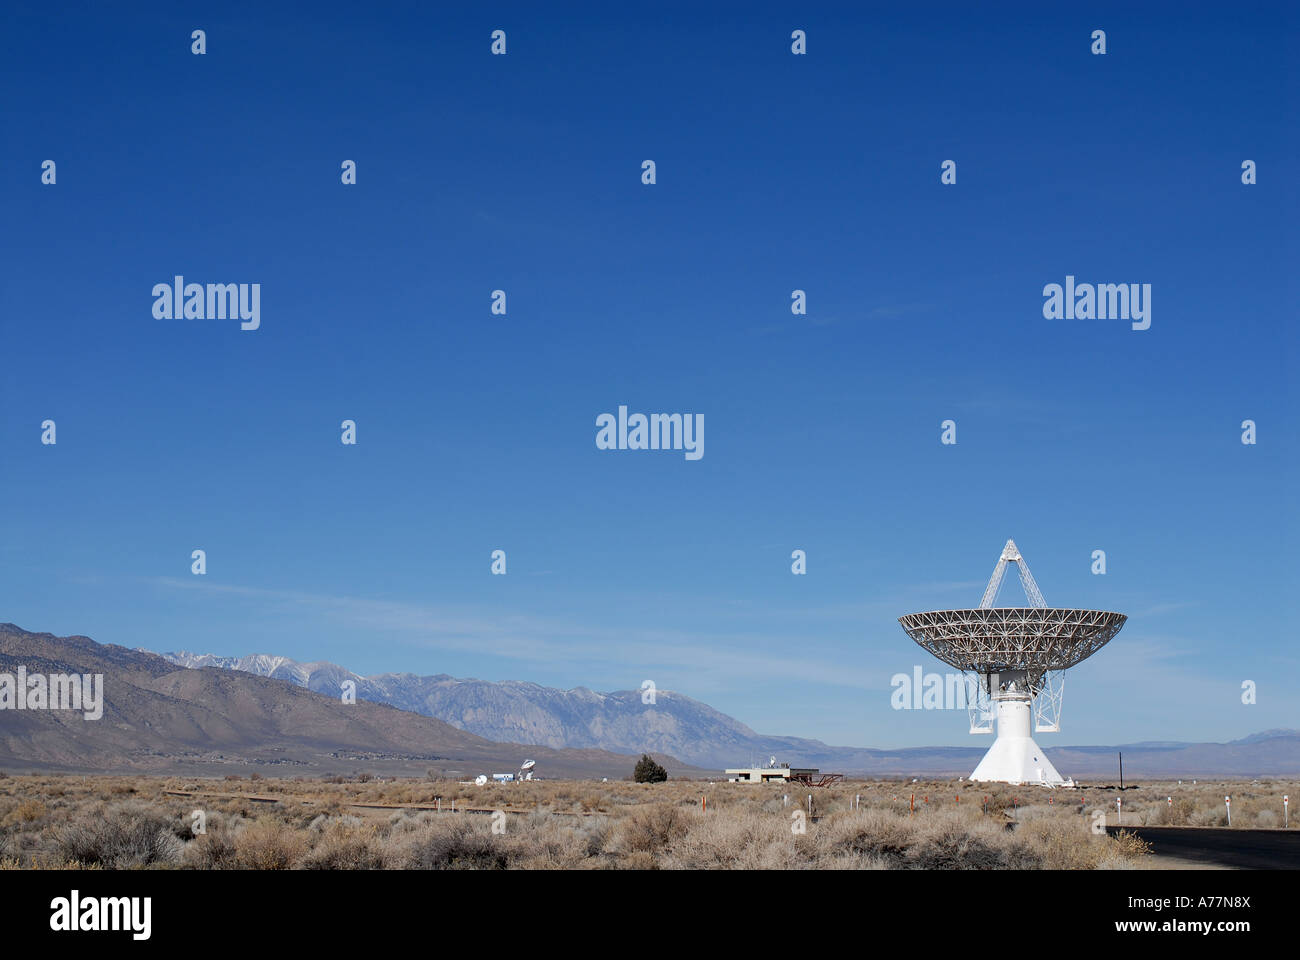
(0, 773, 1293, 870)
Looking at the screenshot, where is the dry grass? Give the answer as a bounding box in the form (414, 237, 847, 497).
(0, 774, 1288, 870)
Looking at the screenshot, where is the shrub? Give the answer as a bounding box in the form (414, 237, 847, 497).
(1, 800, 47, 827)
(1109, 829, 1152, 860)
(225, 820, 308, 869)
(297, 820, 385, 870)
(908, 816, 1031, 869)
(400, 820, 511, 870)
(659, 811, 793, 869)
(55, 803, 183, 868)
(1190, 805, 1228, 827)
(616, 803, 690, 854)
(182, 828, 240, 869)
(633, 755, 667, 784)
(1155, 795, 1196, 826)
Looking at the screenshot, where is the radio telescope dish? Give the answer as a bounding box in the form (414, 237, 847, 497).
(898, 539, 1127, 786)
(474, 775, 488, 786)
(521, 759, 536, 770)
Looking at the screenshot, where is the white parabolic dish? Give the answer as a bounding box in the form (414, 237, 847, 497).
(897, 541, 1128, 786)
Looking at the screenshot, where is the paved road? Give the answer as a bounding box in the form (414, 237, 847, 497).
(1107, 826, 1300, 870)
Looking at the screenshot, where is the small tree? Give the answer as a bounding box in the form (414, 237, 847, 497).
(633, 754, 668, 783)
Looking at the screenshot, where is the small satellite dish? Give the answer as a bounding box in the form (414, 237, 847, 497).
(521, 759, 536, 770)
(474, 775, 488, 786)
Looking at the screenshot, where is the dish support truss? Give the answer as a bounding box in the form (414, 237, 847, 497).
(971, 540, 1058, 733)
(965, 667, 1064, 734)
(979, 538, 1047, 610)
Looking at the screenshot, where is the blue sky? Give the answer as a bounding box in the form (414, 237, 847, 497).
(3, 1, 1296, 750)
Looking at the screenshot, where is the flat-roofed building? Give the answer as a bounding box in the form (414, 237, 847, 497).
(726, 763, 843, 786)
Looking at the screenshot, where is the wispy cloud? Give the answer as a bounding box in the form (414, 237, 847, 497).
(747, 303, 933, 337)
(146, 577, 883, 691)
(1129, 601, 1199, 617)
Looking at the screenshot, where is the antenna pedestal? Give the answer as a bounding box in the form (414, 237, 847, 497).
(969, 689, 1066, 786)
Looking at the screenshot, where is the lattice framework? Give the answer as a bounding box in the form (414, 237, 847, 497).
(898, 607, 1127, 677)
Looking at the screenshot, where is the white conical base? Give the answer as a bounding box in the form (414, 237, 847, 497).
(968, 694, 1067, 786)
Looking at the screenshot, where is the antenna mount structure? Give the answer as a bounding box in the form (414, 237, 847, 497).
(898, 539, 1127, 786)
(980, 539, 1046, 609)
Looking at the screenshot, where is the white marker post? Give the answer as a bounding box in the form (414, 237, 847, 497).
(1116, 797, 1122, 825)
(1284, 795, 1289, 829)
(1224, 795, 1231, 827)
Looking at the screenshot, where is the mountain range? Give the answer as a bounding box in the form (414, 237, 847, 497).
(156, 648, 1300, 778)
(1, 621, 1294, 779)
(0, 623, 686, 778)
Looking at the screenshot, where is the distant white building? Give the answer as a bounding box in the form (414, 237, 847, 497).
(726, 758, 842, 786)
(726, 766, 798, 784)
